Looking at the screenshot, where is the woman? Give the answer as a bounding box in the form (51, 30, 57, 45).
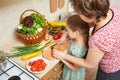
(53, 0, 120, 80)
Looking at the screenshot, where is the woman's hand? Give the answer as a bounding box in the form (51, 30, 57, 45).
(61, 59, 79, 71)
(52, 49, 65, 60)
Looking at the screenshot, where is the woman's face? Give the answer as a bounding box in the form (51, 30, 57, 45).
(79, 15, 96, 24)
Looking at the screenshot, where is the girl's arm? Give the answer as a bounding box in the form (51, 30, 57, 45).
(58, 32, 70, 44)
(61, 59, 79, 71)
(53, 46, 104, 68)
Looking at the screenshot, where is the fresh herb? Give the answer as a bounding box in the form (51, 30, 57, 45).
(30, 13, 44, 28)
(51, 45, 54, 50)
(17, 13, 45, 34)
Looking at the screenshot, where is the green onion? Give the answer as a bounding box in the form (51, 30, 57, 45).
(7, 40, 52, 58)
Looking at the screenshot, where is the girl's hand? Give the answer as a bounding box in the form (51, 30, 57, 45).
(58, 32, 69, 44)
(52, 49, 65, 60)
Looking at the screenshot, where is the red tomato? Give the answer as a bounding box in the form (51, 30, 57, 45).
(37, 67, 43, 71)
(58, 32, 63, 38)
(53, 34, 59, 40)
(30, 66, 37, 72)
(28, 59, 47, 72)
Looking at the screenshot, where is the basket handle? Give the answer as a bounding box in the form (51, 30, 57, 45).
(20, 9, 44, 22)
(20, 9, 47, 36)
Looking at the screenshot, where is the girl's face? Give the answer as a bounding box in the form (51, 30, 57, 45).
(79, 15, 96, 24)
(66, 25, 76, 39)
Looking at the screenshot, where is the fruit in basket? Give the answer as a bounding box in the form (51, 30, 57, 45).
(17, 13, 45, 34)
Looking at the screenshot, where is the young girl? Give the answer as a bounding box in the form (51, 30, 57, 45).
(56, 15, 89, 80)
(53, 0, 120, 80)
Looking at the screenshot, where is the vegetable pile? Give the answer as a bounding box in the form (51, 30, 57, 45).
(17, 13, 45, 34)
(28, 59, 47, 72)
(48, 22, 66, 40)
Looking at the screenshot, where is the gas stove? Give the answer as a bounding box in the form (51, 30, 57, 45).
(0, 59, 39, 80)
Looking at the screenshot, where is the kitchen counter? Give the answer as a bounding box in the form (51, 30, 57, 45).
(0, 28, 59, 79)
(0, 0, 67, 79)
(3, 36, 61, 79)
(10, 56, 60, 79)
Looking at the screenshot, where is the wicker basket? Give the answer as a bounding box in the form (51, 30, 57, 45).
(16, 9, 47, 45)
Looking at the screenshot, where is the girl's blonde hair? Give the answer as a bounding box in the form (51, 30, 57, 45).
(70, 0, 110, 22)
(66, 15, 89, 49)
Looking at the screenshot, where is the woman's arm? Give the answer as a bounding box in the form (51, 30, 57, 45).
(61, 59, 79, 71)
(53, 46, 104, 68)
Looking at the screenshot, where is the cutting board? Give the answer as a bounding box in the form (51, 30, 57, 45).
(58, 0, 65, 9)
(42, 43, 69, 60)
(50, 0, 65, 13)
(50, 0, 57, 13)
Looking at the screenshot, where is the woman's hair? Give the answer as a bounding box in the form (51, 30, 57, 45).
(70, 0, 110, 22)
(66, 15, 89, 49)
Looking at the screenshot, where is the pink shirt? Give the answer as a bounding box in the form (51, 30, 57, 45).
(89, 7, 120, 73)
